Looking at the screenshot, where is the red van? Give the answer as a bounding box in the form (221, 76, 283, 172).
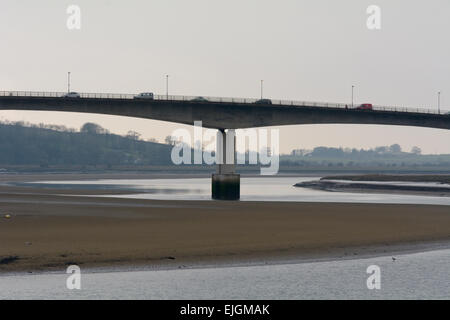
(356, 103, 373, 110)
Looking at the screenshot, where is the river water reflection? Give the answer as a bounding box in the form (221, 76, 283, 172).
(29, 177, 450, 205)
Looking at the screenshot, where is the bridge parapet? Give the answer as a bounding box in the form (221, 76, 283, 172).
(0, 91, 446, 115)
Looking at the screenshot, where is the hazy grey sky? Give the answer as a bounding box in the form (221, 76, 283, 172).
(1, 0, 449, 153)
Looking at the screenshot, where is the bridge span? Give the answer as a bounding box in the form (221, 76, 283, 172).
(1, 91, 449, 130)
(1, 91, 449, 200)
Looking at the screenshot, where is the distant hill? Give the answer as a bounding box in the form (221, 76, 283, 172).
(0, 122, 173, 166)
(282, 145, 450, 169)
(1, 121, 449, 174)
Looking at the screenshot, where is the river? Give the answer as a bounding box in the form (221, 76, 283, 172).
(27, 176, 450, 205)
(1, 248, 449, 299)
(3, 176, 448, 299)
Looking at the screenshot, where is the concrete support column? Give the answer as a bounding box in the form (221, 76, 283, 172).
(212, 129, 240, 200)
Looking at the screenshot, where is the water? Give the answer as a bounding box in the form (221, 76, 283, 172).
(1, 248, 449, 299)
(29, 177, 450, 205)
(5, 176, 448, 299)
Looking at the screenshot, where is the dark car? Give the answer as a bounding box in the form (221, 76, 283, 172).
(63, 92, 81, 98)
(254, 99, 272, 105)
(191, 96, 208, 102)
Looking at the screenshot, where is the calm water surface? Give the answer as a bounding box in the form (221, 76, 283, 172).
(1, 248, 449, 299)
(30, 177, 450, 205)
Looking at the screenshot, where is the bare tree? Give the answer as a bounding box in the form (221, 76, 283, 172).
(411, 146, 422, 155)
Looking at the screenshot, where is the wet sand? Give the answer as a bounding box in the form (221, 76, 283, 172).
(321, 174, 450, 184)
(295, 180, 450, 197)
(1, 179, 450, 273)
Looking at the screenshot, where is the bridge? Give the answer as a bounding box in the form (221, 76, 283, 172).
(1, 91, 449, 200)
(0, 91, 449, 130)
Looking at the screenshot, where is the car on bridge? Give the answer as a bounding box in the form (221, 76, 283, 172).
(356, 103, 373, 110)
(134, 92, 154, 100)
(190, 96, 208, 102)
(63, 92, 81, 98)
(254, 99, 272, 105)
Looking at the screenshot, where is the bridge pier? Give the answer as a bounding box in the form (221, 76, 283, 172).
(212, 129, 240, 200)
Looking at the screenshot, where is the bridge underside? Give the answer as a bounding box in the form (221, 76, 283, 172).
(1, 95, 449, 201)
(0, 96, 449, 130)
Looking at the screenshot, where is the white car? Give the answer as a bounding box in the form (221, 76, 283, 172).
(134, 92, 154, 100)
(63, 92, 81, 98)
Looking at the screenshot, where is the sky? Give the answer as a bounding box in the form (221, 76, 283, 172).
(0, 0, 449, 154)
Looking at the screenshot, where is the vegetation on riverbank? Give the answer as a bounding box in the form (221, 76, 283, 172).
(1, 121, 449, 173)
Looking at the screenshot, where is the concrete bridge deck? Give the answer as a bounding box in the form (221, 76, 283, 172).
(0, 91, 449, 130)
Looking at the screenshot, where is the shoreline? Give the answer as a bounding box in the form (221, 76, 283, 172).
(3, 239, 449, 277)
(2, 186, 450, 274)
(68, 240, 450, 274)
(295, 180, 450, 197)
(0, 172, 313, 183)
(2, 173, 450, 275)
(321, 174, 450, 184)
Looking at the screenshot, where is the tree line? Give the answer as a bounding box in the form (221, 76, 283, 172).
(0, 121, 172, 166)
(1, 121, 449, 170)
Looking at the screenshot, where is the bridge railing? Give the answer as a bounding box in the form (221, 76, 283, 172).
(0, 91, 136, 100)
(154, 94, 447, 115)
(0, 90, 447, 115)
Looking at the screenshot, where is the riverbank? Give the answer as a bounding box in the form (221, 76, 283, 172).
(295, 174, 450, 197)
(1, 183, 450, 273)
(295, 180, 450, 197)
(321, 174, 450, 184)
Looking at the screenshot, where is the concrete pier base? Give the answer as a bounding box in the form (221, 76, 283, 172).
(212, 173, 240, 200)
(212, 129, 240, 200)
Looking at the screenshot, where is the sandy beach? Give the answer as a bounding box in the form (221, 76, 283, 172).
(1, 174, 450, 273)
